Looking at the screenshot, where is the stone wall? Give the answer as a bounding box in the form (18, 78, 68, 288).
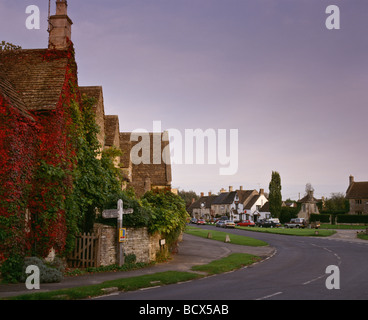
(93, 223, 162, 266)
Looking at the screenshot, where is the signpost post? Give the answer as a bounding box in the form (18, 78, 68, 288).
(102, 199, 133, 266)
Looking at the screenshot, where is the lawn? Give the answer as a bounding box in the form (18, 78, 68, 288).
(236, 226, 336, 237)
(185, 225, 268, 246)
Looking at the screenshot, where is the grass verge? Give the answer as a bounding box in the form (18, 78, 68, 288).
(5, 271, 202, 300)
(236, 226, 335, 237)
(191, 253, 260, 275)
(185, 226, 268, 246)
(4, 253, 263, 300)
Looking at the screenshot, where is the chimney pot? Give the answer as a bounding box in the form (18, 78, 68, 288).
(48, 0, 73, 50)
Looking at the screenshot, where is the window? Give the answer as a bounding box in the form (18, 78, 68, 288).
(356, 200, 362, 205)
(355, 211, 363, 215)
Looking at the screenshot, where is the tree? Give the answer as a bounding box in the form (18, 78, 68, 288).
(305, 182, 314, 196)
(323, 192, 349, 214)
(269, 171, 282, 218)
(0, 41, 21, 51)
(177, 189, 199, 209)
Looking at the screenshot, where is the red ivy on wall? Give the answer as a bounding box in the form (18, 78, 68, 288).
(0, 42, 81, 260)
(0, 95, 39, 261)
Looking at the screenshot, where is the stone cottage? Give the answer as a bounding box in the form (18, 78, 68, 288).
(0, 0, 172, 261)
(297, 190, 320, 221)
(346, 175, 368, 215)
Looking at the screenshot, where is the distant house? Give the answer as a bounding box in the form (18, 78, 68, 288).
(297, 190, 320, 221)
(188, 193, 217, 220)
(346, 175, 368, 215)
(190, 186, 269, 222)
(119, 132, 172, 197)
(258, 202, 272, 221)
(243, 189, 269, 222)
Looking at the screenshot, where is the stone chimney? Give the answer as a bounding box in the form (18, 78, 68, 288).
(349, 175, 354, 186)
(229, 186, 233, 192)
(48, 0, 73, 50)
(200, 192, 204, 197)
(259, 188, 264, 195)
(208, 192, 212, 196)
(239, 186, 243, 191)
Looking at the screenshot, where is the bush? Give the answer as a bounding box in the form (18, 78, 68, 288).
(20, 257, 63, 284)
(124, 253, 137, 265)
(336, 214, 368, 224)
(310, 214, 331, 223)
(0, 254, 24, 283)
(279, 207, 298, 224)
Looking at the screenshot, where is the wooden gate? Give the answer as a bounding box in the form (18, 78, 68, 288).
(68, 232, 100, 268)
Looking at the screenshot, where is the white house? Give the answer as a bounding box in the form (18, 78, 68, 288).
(242, 189, 269, 222)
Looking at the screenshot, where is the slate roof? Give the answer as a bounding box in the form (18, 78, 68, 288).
(188, 195, 218, 211)
(298, 193, 320, 203)
(0, 71, 35, 121)
(0, 49, 69, 111)
(259, 202, 270, 212)
(244, 194, 260, 210)
(346, 181, 368, 199)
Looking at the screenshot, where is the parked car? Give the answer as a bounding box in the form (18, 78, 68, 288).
(237, 220, 255, 227)
(190, 218, 198, 224)
(255, 219, 278, 228)
(224, 220, 236, 228)
(284, 218, 307, 229)
(268, 218, 282, 228)
(216, 220, 226, 228)
(197, 219, 206, 225)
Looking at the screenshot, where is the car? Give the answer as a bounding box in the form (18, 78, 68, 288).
(216, 220, 226, 228)
(268, 218, 282, 228)
(284, 218, 307, 228)
(224, 220, 236, 228)
(255, 219, 278, 228)
(197, 219, 206, 225)
(237, 220, 255, 227)
(190, 218, 198, 224)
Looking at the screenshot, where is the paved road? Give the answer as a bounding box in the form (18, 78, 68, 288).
(98, 226, 368, 300)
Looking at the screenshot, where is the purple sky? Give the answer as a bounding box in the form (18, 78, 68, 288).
(1, 0, 367, 199)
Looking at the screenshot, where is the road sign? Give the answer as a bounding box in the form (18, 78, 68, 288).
(101, 199, 133, 266)
(102, 207, 134, 219)
(119, 228, 126, 242)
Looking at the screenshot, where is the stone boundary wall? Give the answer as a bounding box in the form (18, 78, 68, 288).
(93, 223, 162, 266)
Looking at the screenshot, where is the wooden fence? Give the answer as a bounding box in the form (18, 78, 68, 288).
(68, 232, 100, 268)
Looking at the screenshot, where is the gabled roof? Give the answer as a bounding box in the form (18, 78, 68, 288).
(298, 192, 320, 203)
(212, 192, 230, 205)
(188, 195, 218, 211)
(237, 190, 257, 204)
(259, 202, 270, 212)
(346, 181, 368, 199)
(244, 194, 260, 209)
(79, 86, 103, 108)
(0, 49, 69, 111)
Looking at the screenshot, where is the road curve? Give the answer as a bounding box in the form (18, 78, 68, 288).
(98, 225, 368, 300)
